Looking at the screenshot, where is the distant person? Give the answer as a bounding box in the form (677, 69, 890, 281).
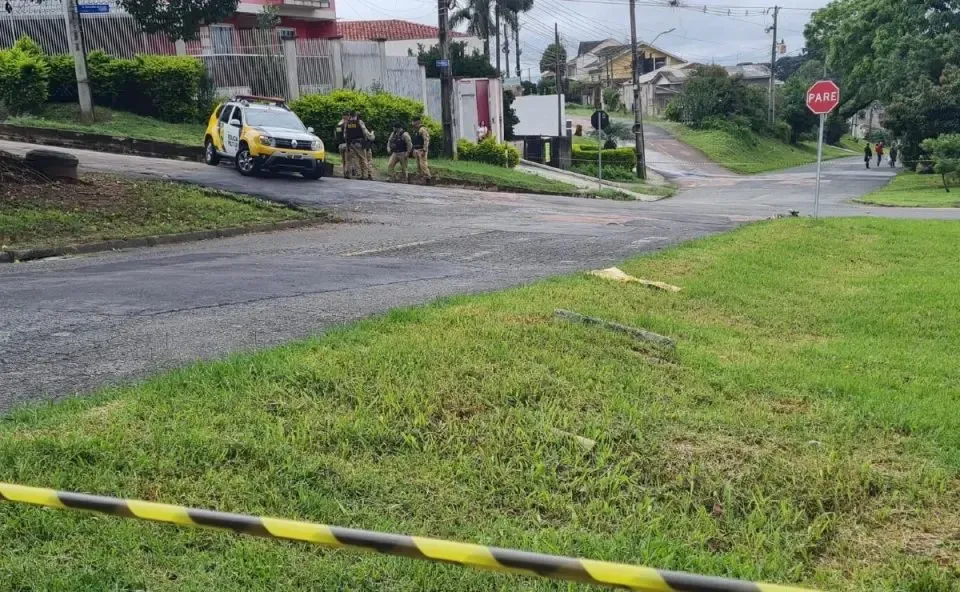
(889, 144, 898, 168)
(334, 110, 350, 177)
(411, 116, 431, 183)
(864, 142, 873, 169)
(875, 142, 884, 167)
(476, 121, 489, 141)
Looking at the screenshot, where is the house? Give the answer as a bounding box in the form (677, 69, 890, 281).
(338, 19, 483, 58)
(586, 42, 686, 85)
(628, 62, 773, 116)
(565, 38, 622, 82)
(217, 0, 337, 42)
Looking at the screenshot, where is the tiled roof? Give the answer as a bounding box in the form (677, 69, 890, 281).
(338, 20, 468, 41)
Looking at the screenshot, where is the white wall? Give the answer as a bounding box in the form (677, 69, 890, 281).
(386, 36, 486, 58)
(513, 94, 566, 137)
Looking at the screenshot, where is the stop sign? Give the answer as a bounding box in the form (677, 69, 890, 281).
(806, 80, 840, 115)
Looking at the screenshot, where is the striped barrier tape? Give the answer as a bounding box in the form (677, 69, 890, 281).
(0, 482, 817, 592)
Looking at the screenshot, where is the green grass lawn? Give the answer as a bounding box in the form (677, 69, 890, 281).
(0, 175, 313, 249)
(367, 158, 579, 195)
(2, 218, 959, 591)
(658, 122, 855, 174)
(5, 104, 205, 146)
(855, 171, 960, 207)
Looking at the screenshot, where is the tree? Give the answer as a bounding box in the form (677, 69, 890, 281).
(118, 0, 239, 41)
(921, 134, 960, 191)
(417, 42, 496, 78)
(666, 65, 768, 132)
(778, 60, 823, 143)
(501, 0, 533, 78)
(774, 53, 811, 82)
(886, 66, 960, 166)
(539, 43, 566, 76)
(503, 89, 519, 140)
(450, 0, 492, 60)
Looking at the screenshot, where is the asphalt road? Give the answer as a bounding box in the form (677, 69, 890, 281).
(2, 139, 957, 410)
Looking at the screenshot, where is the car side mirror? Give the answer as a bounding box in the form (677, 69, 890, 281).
(307, 126, 315, 133)
(230, 119, 242, 127)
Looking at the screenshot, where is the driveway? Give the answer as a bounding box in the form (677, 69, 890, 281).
(1, 140, 956, 409)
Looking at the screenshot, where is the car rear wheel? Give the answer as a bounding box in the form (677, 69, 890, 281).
(302, 167, 322, 180)
(234, 144, 260, 176)
(204, 138, 220, 166)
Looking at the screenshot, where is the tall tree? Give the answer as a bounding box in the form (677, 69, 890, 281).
(417, 42, 496, 78)
(539, 42, 566, 76)
(450, 0, 493, 60)
(501, 0, 533, 78)
(118, 0, 239, 41)
(778, 60, 823, 143)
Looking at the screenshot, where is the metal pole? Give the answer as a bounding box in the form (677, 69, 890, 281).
(768, 5, 779, 126)
(555, 23, 562, 137)
(598, 129, 603, 189)
(814, 112, 824, 218)
(495, 0, 501, 77)
(438, 0, 455, 158)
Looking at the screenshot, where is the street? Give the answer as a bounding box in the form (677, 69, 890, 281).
(1, 139, 955, 409)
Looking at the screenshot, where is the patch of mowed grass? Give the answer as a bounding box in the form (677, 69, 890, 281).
(2, 218, 960, 591)
(855, 171, 960, 208)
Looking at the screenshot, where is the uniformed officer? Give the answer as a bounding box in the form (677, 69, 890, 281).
(334, 110, 349, 177)
(363, 128, 376, 181)
(343, 111, 373, 180)
(411, 116, 431, 183)
(386, 121, 413, 182)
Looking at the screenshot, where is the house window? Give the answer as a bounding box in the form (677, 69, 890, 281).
(654, 57, 666, 70)
(278, 27, 297, 41)
(211, 25, 234, 54)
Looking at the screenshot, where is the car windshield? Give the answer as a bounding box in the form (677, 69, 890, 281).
(245, 109, 306, 131)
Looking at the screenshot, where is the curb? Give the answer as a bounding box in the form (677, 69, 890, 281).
(1, 218, 327, 264)
(518, 159, 666, 201)
(0, 124, 201, 161)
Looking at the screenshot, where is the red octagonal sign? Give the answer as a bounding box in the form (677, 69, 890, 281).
(806, 80, 841, 115)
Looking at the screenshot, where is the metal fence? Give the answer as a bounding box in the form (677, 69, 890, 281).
(189, 28, 288, 99)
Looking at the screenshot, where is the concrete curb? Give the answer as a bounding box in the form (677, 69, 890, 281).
(1, 218, 326, 264)
(518, 159, 666, 201)
(0, 124, 201, 161)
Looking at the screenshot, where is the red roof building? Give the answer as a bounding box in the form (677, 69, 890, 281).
(338, 19, 468, 41)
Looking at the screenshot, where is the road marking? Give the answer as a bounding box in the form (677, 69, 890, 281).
(341, 231, 491, 257)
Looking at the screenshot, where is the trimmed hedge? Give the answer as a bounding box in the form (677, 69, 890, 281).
(571, 144, 636, 168)
(291, 89, 442, 157)
(0, 37, 50, 115)
(456, 136, 519, 168)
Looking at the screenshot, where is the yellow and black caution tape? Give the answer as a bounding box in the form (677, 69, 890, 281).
(1, 482, 817, 592)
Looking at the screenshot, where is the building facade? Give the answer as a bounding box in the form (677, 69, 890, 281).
(338, 20, 483, 58)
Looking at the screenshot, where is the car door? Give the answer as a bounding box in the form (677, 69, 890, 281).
(223, 105, 242, 158)
(215, 104, 234, 153)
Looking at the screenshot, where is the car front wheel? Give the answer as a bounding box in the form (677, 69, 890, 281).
(234, 144, 260, 176)
(204, 138, 220, 166)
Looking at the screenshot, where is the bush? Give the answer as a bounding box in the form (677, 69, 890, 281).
(773, 120, 792, 144)
(132, 55, 206, 122)
(291, 89, 442, 157)
(571, 163, 636, 181)
(457, 136, 519, 168)
(0, 47, 49, 115)
(667, 65, 768, 132)
(47, 54, 78, 102)
(921, 133, 960, 191)
(572, 144, 635, 169)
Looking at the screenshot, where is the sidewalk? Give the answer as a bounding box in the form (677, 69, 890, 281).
(517, 160, 668, 201)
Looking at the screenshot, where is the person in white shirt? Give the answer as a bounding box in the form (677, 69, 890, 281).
(476, 121, 489, 141)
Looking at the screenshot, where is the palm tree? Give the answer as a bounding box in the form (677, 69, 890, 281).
(501, 0, 533, 77)
(450, 0, 493, 60)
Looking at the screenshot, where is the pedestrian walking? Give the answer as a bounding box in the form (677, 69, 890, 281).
(343, 111, 373, 180)
(889, 144, 898, 168)
(386, 121, 412, 182)
(875, 142, 884, 167)
(363, 130, 376, 181)
(411, 116, 431, 183)
(334, 110, 349, 177)
(864, 142, 873, 169)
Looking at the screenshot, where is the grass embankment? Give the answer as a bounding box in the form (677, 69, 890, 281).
(2, 218, 959, 590)
(855, 171, 960, 207)
(0, 174, 313, 249)
(658, 122, 856, 174)
(5, 104, 205, 146)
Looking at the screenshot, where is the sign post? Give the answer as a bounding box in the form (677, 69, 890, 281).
(805, 80, 841, 218)
(591, 110, 609, 189)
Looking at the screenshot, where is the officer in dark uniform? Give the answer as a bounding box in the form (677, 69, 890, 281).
(334, 110, 349, 177)
(386, 121, 413, 182)
(411, 116, 431, 182)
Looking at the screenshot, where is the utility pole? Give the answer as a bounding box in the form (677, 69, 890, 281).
(629, 0, 646, 179)
(495, 0, 501, 77)
(503, 22, 510, 79)
(555, 23, 562, 137)
(63, 0, 93, 123)
(438, 0, 455, 158)
(767, 5, 779, 126)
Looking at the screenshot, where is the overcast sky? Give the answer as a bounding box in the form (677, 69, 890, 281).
(336, 0, 830, 74)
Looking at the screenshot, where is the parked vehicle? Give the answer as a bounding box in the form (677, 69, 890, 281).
(204, 95, 325, 179)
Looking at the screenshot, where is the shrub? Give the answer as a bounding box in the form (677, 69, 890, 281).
(47, 54, 78, 102)
(921, 133, 960, 191)
(0, 47, 49, 115)
(773, 120, 792, 144)
(571, 163, 636, 181)
(572, 144, 635, 169)
(12, 35, 43, 58)
(133, 55, 206, 122)
(291, 89, 442, 156)
(86, 50, 116, 106)
(457, 136, 519, 168)
(667, 65, 767, 132)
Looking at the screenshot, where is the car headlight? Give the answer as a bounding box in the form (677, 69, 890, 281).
(311, 139, 323, 151)
(258, 135, 275, 147)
